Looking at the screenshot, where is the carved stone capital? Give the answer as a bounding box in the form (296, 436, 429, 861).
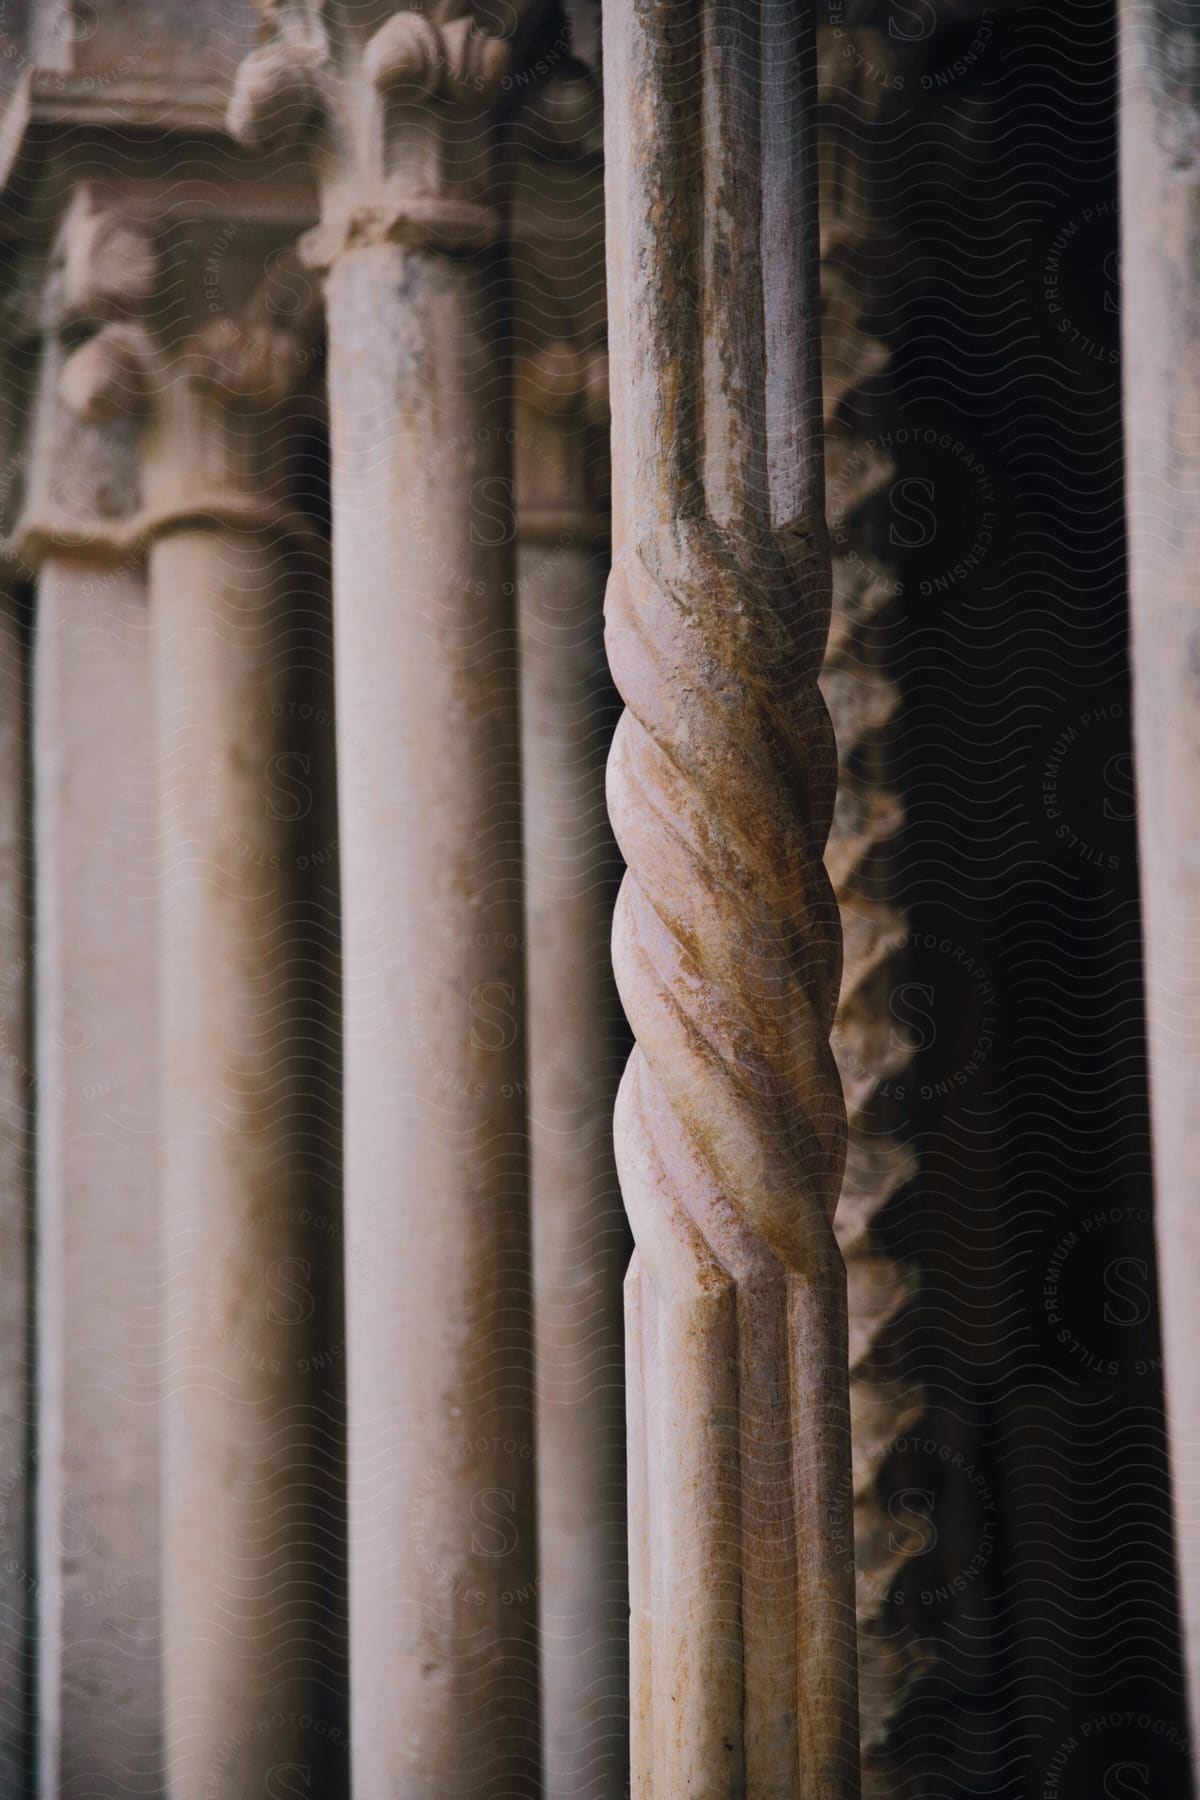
(508, 70, 608, 543)
(297, 191, 501, 265)
(183, 315, 311, 410)
(363, 10, 511, 103)
(228, 4, 553, 260)
(10, 258, 144, 574)
(26, 195, 316, 566)
(58, 324, 155, 427)
(604, 1, 860, 1792)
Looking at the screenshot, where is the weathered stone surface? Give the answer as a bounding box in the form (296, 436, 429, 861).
(1120, 0, 1200, 1773)
(34, 554, 162, 1799)
(0, 583, 29, 1795)
(604, 0, 861, 1792)
(323, 230, 538, 1800)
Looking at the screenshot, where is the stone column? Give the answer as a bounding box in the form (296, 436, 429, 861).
(229, 13, 538, 1795)
(17, 281, 162, 1796)
(511, 78, 628, 1792)
(57, 205, 342, 1799)
(604, 0, 861, 1792)
(146, 394, 335, 1800)
(34, 555, 160, 1800)
(817, 22, 928, 1794)
(0, 575, 29, 1794)
(1120, 0, 1200, 1765)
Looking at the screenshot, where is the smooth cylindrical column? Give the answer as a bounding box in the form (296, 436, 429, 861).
(325, 239, 537, 1798)
(34, 558, 161, 1798)
(520, 539, 627, 1797)
(0, 586, 29, 1792)
(150, 514, 340, 1800)
(1120, 0, 1200, 1765)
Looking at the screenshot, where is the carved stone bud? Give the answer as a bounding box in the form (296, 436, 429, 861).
(58, 324, 155, 425)
(439, 15, 510, 98)
(364, 11, 510, 102)
(186, 317, 308, 408)
(363, 12, 443, 96)
(226, 40, 326, 147)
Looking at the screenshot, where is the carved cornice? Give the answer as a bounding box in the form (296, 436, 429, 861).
(0, 12, 259, 197)
(56, 322, 154, 426)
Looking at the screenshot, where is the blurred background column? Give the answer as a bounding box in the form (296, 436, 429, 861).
(511, 47, 629, 1797)
(1121, 0, 1200, 1774)
(18, 198, 162, 1796)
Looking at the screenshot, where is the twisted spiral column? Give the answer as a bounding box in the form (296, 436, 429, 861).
(605, 1, 860, 1792)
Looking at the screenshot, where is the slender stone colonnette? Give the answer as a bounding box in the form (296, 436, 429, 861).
(228, 6, 548, 1792)
(511, 43, 629, 1793)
